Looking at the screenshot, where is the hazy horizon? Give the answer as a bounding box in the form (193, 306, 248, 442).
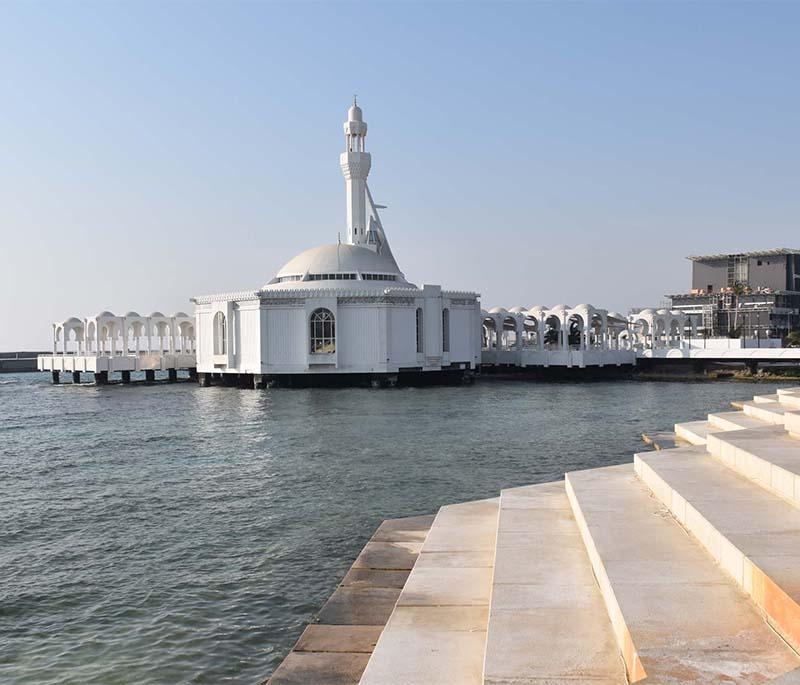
(2, 1, 798, 350)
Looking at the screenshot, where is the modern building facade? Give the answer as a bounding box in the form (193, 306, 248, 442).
(192, 101, 481, 385)
(668, 249, 800, 339)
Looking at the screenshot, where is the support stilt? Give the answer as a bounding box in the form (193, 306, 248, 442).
(95, 371, 108, 385)
(51, 371, 60, 384)
(198, 372, 212, 387)
(145, 370, 156, 383)
(72, 371, 81, 384)
(168, 369, 178, 382)
(121, 370, 131, 384)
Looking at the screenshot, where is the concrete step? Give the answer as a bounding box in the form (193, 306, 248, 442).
(705, 425, 800, 506)
(770, 667, 800, 683)
(743, 399, 789, 426)
(674, 420, 716, 446)
(777, 388, 800, 408)
(635, 446, 800, 654)
(359, 498, 499, 685)
(708, 410, 770, 431)
(566, 463, 799, 683)
(775, 389, 800, 418)
(788, 412, 800, 438)
(483, 481, 625, 685)
(754, 393, 782, 404)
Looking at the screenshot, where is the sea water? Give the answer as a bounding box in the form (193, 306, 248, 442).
(1, 373, 792, 684)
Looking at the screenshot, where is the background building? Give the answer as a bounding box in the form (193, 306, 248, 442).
(669, 249, 800, 340)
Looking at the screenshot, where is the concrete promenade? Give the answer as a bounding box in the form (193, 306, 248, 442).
(268, 386, 800, 684)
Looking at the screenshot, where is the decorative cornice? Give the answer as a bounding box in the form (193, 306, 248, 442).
(191, 291, 260, 304)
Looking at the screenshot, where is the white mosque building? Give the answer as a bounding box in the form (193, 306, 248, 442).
(191, 101, 481, 386)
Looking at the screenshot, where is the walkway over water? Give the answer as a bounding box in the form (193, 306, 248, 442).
(481, 303, 800, 369)
(37, 310, 196, 383)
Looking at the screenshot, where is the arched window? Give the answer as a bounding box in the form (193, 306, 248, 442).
(442, 308, 450, 352)
(310, 308, 336, 354)
(416, 307, 424, 354)
(213, 311, 226, 355)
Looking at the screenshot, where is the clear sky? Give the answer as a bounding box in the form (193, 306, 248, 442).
(2, 1, 798, 350)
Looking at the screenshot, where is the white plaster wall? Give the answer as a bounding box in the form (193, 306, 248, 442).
(389, 306, 417, 367)
(195, 306, 216, 371)
(447, 306, 478, 365)
(264, 307, 306, 369)
(337, 306, 383, 370)
(237, 305, 261, 372)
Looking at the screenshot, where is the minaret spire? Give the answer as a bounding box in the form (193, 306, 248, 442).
(340, 98, 371, 246)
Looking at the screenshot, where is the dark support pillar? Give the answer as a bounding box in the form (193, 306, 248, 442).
(188, 367, 197, 382)
(95, 371, 109, 385)
(145, 370, 156, 383)
(51, 371, 60, 384)
(121, 370, 131, 384)
(72, 371, 81, 384)
(168, 369, 178, 382)
(238, 373, 253, 389)
(746, 360, 759, 375)
(198, 372, 212, 387)
(253, 374, 266, 389)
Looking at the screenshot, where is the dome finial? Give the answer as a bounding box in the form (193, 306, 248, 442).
(347, 98, 363, 123)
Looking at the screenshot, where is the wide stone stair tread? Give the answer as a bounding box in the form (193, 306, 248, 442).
(770, 667, 800, 683)
(743, 399, 790, 425)
(777, 389, 800, 409)
(635, 446, 800, 654)
(674, 420, 716, 446)
(754, 393, 783, 404)
(483, 481, 626, 685)
(705, 425, 800, 504)
(708, 410, 772, 431)
(358, 498, 499, 685)
(566, 463, 800, 683)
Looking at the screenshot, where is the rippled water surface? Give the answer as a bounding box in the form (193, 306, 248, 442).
(1, 373, 795, 684)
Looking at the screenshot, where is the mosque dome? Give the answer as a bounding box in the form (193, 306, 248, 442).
(263, 243, 411, 290)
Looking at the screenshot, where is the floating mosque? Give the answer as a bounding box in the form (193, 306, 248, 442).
(37, 101, 800, 386)
(190, 100, 482, 386)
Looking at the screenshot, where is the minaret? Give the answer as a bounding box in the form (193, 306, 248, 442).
(340, 97, 371, 246)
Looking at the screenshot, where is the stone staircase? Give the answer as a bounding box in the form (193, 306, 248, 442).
(351, 387, 800, 684)
(360, 388, 800, 685)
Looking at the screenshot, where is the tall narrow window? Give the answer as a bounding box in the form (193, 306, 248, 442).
(416, 307, 424, 354)
(442, 308, 450, 352)
(310, 308, 336, 354)
(213, 311, 226, 355)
